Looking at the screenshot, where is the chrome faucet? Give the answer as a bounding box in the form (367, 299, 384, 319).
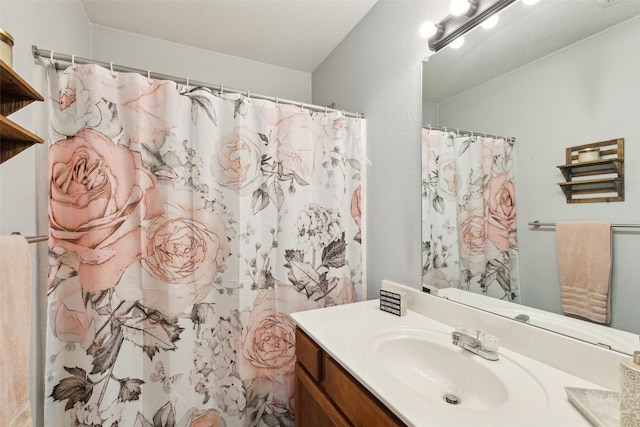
(451, 327, 499, 361)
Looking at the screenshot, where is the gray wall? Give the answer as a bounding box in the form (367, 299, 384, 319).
(312, 1, 449, 299)
(90, 24, 312, 103)
(437, 17, 640, 333)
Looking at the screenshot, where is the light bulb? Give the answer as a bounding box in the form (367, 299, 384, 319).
(419, 21, 438, 39)
(522, 0, 540, 5)
(481, 14, 499, 29)
(450, 36, 465, 49)
(450, 0, 471, 16)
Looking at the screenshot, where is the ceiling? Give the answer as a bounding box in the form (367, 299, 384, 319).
(423, 0, 640, 102)
(80, 0, 378, 73)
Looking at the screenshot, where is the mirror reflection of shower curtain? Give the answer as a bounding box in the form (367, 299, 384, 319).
(43, 61, 365, 426)
(422, 129, 520, 302)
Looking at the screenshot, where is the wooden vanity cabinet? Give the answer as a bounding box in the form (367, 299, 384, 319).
(295, 328, 406, 427)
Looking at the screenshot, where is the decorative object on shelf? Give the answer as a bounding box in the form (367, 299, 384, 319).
(0, 28, 13, 67)
(0, 60, 44, 164)
(556, 138, 624, 204)
(578, 148, 601, 163)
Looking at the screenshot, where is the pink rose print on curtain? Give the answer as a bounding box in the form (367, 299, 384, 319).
(49, 64, 181, 144)
(263, 104, 322, 185)
(48, 129, 163, 293)
(485, 172, 517, 252)
(237, 287, 323, 416)
(115, 203, 231, 317)
(458, 208, 488, 273)
(49, 276, 96, 349)
(211, 125, 265, 194)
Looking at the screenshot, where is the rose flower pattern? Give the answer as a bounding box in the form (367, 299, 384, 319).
(422, 130, 519, 301)
(45, 62, 364, 427)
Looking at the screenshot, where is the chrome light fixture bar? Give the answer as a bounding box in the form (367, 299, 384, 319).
(429, 0, 517, 51)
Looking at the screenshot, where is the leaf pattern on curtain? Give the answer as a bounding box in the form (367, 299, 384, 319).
(421, 129, 520, 302)
(44, 62, 365, 427)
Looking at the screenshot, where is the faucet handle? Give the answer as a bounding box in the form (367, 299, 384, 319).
(480, 333, 500, 352)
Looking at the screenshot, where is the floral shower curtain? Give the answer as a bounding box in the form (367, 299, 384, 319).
(421, 128, 519, 302)
(44, 61, 365, 427)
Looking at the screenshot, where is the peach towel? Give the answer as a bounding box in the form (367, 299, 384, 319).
(0, 236, 33, 427)
(556, 222, 612, 324)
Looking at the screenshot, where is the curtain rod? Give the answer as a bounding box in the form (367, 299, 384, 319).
(31, 45, 364, 119)
(424, 124, 515, 142)
(10, 232, 48, 244)
(528, 221, 640, 229)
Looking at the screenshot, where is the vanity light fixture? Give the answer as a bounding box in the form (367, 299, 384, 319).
(419, 20, 443, 39)
(427, 0, 517, 52)
(481, 14, 499, 29)
(449, 36, 466, 49)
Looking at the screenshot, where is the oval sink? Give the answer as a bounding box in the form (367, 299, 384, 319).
(366, 327, 549, 420)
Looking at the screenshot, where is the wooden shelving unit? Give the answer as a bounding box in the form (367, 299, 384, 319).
(556, 138, 624, 203)
(1, 59, 45, 164)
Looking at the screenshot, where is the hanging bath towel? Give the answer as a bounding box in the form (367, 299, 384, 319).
(556, 222, 612, 324)
(0, 235, 33, 427)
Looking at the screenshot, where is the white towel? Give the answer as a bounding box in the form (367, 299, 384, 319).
(556, 222, 612, 324)
(0, 235, 33, 427)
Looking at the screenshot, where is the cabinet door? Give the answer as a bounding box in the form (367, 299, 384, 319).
(323, 355, 405, 427)
(295, 364, 351, 427)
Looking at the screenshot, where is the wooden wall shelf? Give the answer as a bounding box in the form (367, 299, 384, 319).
(1, 59, 45, 164)
(556, 138, 624, 203)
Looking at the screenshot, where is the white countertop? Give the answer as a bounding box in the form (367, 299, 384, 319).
(292, 299, 604, 427)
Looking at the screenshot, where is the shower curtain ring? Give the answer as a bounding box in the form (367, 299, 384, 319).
(110, 62, 116, 78)
(50, 50, 55, 64)
(443, 127, 447, 133)
(324, 106, 328, 116)
(185, 78, 189, 88)
(300, 101, 304, 111)
(275, 96, 279, 108)
(71, 54, 77, 70)
(220, 85, 224, 95)
(427, 124, 432, 130)
(147, 70, 152, 85)
(247, 90, 251, 100)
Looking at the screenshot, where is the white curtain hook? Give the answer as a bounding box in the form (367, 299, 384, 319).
(147, 70, 153, 85)
(342, 109, 346, 118)
(71, 54, 76, 70)
(247, 90, 251, 100)
(110, 62, 116, 78)
(300, 101, 304, 111)
(220, 85, 224, 95)
(456, 128, 460, 135)
(185, 77, 189, 88)
(428, 124, 432, 130)
(443, 126, 448, 133)
(50, 50, 55, 63)
(275, 96, 279, 107)
(471, 131, 474, 137)
(324, 106, 328, 116)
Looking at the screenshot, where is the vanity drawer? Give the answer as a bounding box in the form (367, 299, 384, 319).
(296, 328, 321, 381)
(323, 353, 405, 426)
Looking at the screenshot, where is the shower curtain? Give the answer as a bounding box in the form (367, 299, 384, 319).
(44, 61, 365, 427)
(421, 128, 519, 302)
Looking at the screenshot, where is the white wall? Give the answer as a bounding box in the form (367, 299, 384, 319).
(90, 24, 312, 103)
(312, 0, 449, 299)
(0, 2, 91, 425)
(437, 17, 640, 333)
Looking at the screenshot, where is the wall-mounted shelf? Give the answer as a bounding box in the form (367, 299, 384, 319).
(556, 138, 624, 203)
(1, 59, 45, 164)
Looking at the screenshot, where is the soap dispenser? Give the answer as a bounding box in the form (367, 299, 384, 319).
(620, 350, 640, 426)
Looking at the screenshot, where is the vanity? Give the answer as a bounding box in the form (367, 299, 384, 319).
(292, 281, 624, 427)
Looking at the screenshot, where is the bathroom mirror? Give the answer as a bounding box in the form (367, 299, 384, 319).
(422, 0, 640, 355)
